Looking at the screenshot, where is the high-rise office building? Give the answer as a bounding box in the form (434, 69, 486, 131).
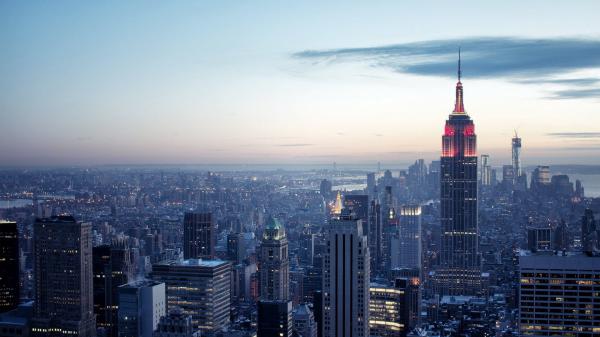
(257, 301, 293, 337)
(31, 216, 96, 337)
(519, 253, 600, 336)
(151, 259, 231, 334)
(226, 232, 245, 264)
(183, 212, 215, 260)
(320, 180, 332, 200)
(258, 217, 289, 301)
(343, 195, 369, 235)
(0, 220, 19, 313)
(368, 199, 382, 275)
(258, 217, 292, 337)
(369, 283, 406, 337)
(480, 155, 492, 186)
(394, 278, 420, 332)
(512, 132, 522, 179)
(366, 173, 376, 198)
(581, 209, 599, 256)
(323, 209, 370, 337)
(392, 206, 422, 270)
(381, 186, 396, 271)
(93, 240, 133, 337)
(117, 280, 166, 337)
(437, 54, 481, 296)
(298, 224, 315, 266)
(502, 165, 515, 187)
(530, 166, 551, 191)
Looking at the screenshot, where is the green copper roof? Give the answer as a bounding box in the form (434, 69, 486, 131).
(265, 216, 283, 230)
(263, 216, 286, 241)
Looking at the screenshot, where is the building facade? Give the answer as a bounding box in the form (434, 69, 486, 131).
(256, 301, 292, 337)
(31, 216, 96, 337)
(519, 253, 600, 336)
(437, 56, 481, 296)
(323, 210, 370, 337)
(258, 217, 289, 301)
(392, 206, 422, 271)
(0, 220, 19, 314)
(151, 259, 231, 334)
(183, 212, 215, 260)
(117, 280, 166, 337)
(93, 240, 133, 337)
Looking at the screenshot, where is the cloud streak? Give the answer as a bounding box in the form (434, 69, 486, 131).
(294, 36, 600, 99)
(276, 143, 314, 147)
(547, 132, 600, 139)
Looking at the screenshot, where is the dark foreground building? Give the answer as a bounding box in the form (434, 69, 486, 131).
(257, 300, 292, 337)
(31, 216, 96, 337)
(0, 220, 19, 313)
(183, 212, 215, 260)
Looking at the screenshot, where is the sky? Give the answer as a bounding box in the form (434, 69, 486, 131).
(2, 1, 600, 167)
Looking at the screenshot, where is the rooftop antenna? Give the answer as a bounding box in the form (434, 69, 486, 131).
(458, 47, 462, 82)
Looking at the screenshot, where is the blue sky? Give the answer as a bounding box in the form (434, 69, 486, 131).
(2, 1, 600, 166)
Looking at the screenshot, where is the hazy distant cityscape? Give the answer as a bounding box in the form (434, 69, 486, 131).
(3, 2, 600, 337)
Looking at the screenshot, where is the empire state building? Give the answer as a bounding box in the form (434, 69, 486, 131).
(436, 53, 482, 296)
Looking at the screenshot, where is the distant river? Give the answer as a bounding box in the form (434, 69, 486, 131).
(0, 199, 33, 209)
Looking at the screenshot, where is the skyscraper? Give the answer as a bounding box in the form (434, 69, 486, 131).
(343, 194, 369, 235)
(480, 154, 492, 186)
(381, 186, 396, 271)
(258, 217, 289, 301)
(437, 53, 481, 296)
(366, 173, 376, 198)
(368, 199, 382, 275)
(93, 239, 133, 337)
(257, 217, 292, 337)
(320, 179, 332, 200)
(117, 280, 166, 337)
(151, 259, 231, 334)
(0, 220, 19, 314)
(226, 232, 245, 264)
(392, 205, 422, 270)
(512, 131, 522, 179)
(369, 281, 408, 337)
(581, 209, 599, 256)
(31, 216, 96, 337)
(183, 212, 215, 260)
(323, 209, 370, 337)
(257, 301, 293, 337)
(519, 253, 600, 336)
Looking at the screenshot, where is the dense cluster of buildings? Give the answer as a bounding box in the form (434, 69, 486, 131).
(1, 60, 599, 337)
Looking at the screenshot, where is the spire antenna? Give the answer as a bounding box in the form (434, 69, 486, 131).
(458, 47, 462, 82)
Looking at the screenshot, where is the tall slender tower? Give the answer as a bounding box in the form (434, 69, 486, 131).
(323, 209, 370, 337)
(259, 217, 290, 301)
(257, 217, 292, 337)
(512, 131, 522, 180)
(437, 51, 481, 296)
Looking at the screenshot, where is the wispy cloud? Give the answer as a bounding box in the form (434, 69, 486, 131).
(548, 88, 600, 100)
(547, 132, 600, 139)
(276, 143, 314, 147)
(294, 36, 600, 99)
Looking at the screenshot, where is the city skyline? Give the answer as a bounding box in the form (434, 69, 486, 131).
(3, 1, 600, 166)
